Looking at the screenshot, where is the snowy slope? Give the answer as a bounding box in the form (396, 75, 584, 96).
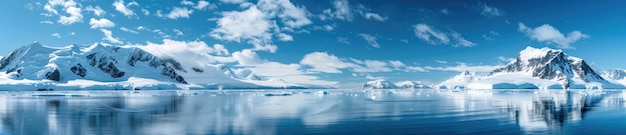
(362, 79, 399, 89)
(0, 42, 324, 90)
(602, 69, 626, 86)
(467, 46, 623, 90)
(436, 71, 479, 89)
(395, 81, 430, 89)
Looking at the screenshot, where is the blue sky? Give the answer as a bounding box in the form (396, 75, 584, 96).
(2, 0, 626, 88)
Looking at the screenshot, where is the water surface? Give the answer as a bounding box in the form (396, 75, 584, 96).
(0, 89, 624, 134)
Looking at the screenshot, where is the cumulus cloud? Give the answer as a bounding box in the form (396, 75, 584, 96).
(276, 33, 293, 41)
(518, 23, 589, 49)
(300, 52, 356, 73)
(40, 20, 54, 24)
(320, 0, 353, 21)
(257, 0, 312, 29)
(358, 33, 380, 48)
(85, 6, 106, 17)
(232, 49, 267, 65)
(211, 6, 274, 50)
(137, 39, 236, 65)
(413, 23, 476, 47)
(89, 18, 115, 29)
(481, 4, 504, 17)
(194, 1, 211, 10)
(173, 29, 184, 36)
(113, 0, 138, 17)
(166, 7, 193, 19)
(100, 29, 123, 44)
(43, 0, 83, 25)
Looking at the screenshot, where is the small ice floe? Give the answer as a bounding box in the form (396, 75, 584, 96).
(316, 91, 329, 95)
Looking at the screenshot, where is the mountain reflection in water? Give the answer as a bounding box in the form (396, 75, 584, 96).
(0, 90, 624, 134)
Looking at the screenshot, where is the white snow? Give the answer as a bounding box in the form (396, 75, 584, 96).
(362, 79, 399, 89)
(0, 42, 327, 90)
(395, 81, 430, 89)
(518, 46, 561, 62)
(436, 71, 479, 89)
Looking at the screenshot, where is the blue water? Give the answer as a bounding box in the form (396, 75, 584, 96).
(0, 89, 624, 135)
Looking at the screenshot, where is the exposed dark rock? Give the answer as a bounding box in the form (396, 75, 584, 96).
(46, 68, 60, 81)
(0, 51, 16, 70)
(192, 67, 204, 73)
(162, 58, 186, 72)
(70, 63, 87, 77)
(161, 66, 187, 84)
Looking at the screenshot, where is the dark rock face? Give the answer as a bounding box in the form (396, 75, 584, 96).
(46, 69, 60, 81)
(71, 63, 87, 77)
(0, 52, 16, 70)
(127, 49, 187, 84)
(162, 66, 187, 84)
(162, 58, 186, 72)
(192, 67, 204, 73)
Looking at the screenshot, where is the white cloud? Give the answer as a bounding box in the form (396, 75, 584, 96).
(100, 29, 123, 44)
(69, 32, 75, 35)
(173, 29, 184, 36)
(300, 52, 356, 73)
(276, 33, 293, 41)
(451, 32, 476, 47)
(482, 30, 500, 41)
(166, 7, 194, 19)
(435, 60, 447, 64)
(213, 44, 230, 56)
(137, 39, 236, 65)
(405, 66, 427, 72)
(89, 18, 115, 29)
(220, 0, 247, 4)
(518, 23, 589, 49)
(51, 33, 61, 38)
(44, 0, 83, 25)
(413, 23, 476, 47)
(257, 0, 312, 29)
(497, 56, 515, 63)
(194, 1, 211, 10)
(211, 6, 276, 52)
(120, 27, 138, 34)
(113, 0, 137, 17)
(136, 26, 148, 31)
(365, 74, 386, 80)
(351, 59, 392, 72)
(358, 33, 380, 48)
(181, 0, 194, 6)
(85, 6, 105, 17)
(40, 20, 54, 24)
(414, 23, 449, 45)
(362, 12, 387, 22)
(337, 37, 350, 44)
(332, 0, 352, 21)
(232, 49, 267, 65)
(481, 4, 504, 17)
(424, 62, 502, 72)
(141, 9, 150, 15)
(152, 29, 171, 39)
(388, 60, 406, 69)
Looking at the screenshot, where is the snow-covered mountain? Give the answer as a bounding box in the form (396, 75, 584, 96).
(602, 69, 626, 86)
(468, 46, 623, 89)
(0, 42, 322, 90)
(362, 79, 399, 89)
(436, 71, 479, 89)
(395, 81, 430, 89)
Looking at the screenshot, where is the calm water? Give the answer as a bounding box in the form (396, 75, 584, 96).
(0, 89, 625, 135)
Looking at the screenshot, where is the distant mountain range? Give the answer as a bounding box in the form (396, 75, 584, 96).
(364, 46, 626, 90)
(0, 42, 326, 90)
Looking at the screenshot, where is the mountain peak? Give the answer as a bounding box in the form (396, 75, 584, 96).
(362, 79, 399, 89)
(519, 46, 563, 62)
